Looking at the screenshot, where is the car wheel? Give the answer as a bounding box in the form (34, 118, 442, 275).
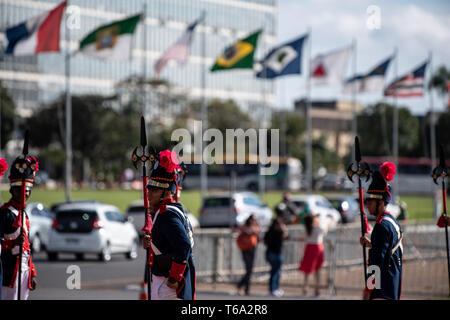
(99, 243, 111, 262)
(31, 234, 42, 254)
(126, 239, 138, 260)
(47, 252, 58, 261)
(75, 253, 84, 261)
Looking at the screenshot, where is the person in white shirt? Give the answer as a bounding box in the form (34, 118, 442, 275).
(298, 214, 334, 296)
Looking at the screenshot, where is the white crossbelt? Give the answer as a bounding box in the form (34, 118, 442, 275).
(150, 205, 195, 255)
(383, 216, 403, 255)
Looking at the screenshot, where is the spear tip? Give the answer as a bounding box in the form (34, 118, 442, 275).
(355, 136, 361, 162)
(439, 144, 445, 168)
(22, 130, 29, 156)
(140, 116, 147, 148)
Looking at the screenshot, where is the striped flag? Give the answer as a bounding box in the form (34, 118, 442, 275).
(4, 1, 66, 56)
(384, 61, 428, 97)
(79, 14, 141, 60)
(154, 16, 203, 77)
(343, 55, 393, 94)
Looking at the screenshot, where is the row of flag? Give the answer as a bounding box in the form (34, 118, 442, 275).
(3, 1, 431, 98)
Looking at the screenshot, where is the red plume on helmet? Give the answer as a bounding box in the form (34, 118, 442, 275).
(0, 158, 8, 177)
(158, 150, 180, 173)
(380, 162, 396, 182)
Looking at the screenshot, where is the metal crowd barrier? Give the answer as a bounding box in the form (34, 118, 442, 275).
(192, 221, 449, 298)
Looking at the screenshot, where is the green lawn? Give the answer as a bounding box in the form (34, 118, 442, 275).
(0, 188, 435, 221)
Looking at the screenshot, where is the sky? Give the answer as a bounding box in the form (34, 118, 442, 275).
(274, 0, 450, 115)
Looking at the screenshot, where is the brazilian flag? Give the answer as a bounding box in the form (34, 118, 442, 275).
(211, 30, 261, 72)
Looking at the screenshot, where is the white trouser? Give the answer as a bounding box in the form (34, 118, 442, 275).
(151, 275, 180, 300)
(2, 252, 30, 300)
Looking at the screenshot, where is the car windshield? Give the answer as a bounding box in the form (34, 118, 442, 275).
(55, 209, 98, 233)
(204, 197, 231, 207)
(243, 196, 263, 207)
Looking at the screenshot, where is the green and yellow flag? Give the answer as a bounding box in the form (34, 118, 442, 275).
(79, 14, 141, 60)
(210, 30, 261, 72)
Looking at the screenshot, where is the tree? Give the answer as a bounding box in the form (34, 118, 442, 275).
(0, 81, 16, 150)
(429, 65, 450, 97)
(270, 110, 305, 158)
(26, 94, 140, 183)
(436, 109, 450, 157)
(357, 102, 421, 157)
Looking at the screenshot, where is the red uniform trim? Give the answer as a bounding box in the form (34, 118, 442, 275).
(169, 261, 186, 282)
(376, 212, 390, 224)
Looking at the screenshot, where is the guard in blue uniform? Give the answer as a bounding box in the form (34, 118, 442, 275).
(360, 162, 403, 300)
(142, 150, 195, 300)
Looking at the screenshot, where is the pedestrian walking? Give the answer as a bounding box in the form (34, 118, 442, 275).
(235, 214, 261, 295)
(264, 217, 289, 297)
(298, 213, 333, 296)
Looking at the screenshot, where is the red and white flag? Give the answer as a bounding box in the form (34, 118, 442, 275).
(310, 46, 352, 85)
(5, 1, 66, 56)
(154, 16, 202, 77)
(384, 60, 428, 97)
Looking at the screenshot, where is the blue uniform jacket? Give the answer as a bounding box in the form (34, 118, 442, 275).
(368, 213, 403, 300)
(150, 202, 195, 300)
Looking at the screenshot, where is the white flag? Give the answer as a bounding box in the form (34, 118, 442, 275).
(310, 46, 352, 85)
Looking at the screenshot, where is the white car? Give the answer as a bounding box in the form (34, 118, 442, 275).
(125, 200, 200, 238)
(27, 202, 54, 253)
(47, 202, 139, 262)
(199, 192, 273, 228)
(289, 194, 341, 226)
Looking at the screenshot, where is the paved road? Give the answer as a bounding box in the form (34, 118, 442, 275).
(28, 247, 356, 300)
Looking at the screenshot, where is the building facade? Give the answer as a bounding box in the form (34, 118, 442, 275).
(295, 98, 362, 157)
(0, 0, 277, 117)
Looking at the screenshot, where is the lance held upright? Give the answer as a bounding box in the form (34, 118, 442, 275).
(0, 154, 39, 300)
(142, 150, 196, 300)
(360, 162, 403, 300)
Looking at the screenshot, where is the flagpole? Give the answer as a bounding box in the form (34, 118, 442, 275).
(259, 29, 267, 199)
(306, 27, 312, 194)
(142, 3, 147, 118)
(429, 51, 438, 219)
(392, 46, 399, 203)
(351, 38, 357, 162)
(200, 12, 207, 201)
(65, 0, 72, 202)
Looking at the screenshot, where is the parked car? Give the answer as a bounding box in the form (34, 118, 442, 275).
(326, 195, 360, 223)
(27, 202, 54, 254)
(47, 202, 138, 262)
(289, 194, 341, 225)
(199, 192, 273, 228)
(125, 200, 200, 238)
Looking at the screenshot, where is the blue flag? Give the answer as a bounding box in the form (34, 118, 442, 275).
(342, 55, 393, 94)
(256, 34, 308, 79)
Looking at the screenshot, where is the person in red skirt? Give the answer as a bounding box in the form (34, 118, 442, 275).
(298, 214, 333, 296)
